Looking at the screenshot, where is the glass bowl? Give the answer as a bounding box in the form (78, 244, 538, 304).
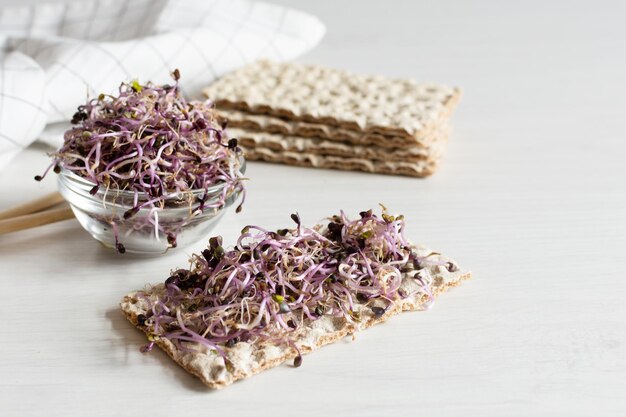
(57, 160, 245, 255)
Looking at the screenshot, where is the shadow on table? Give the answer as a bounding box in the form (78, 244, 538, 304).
(0, 224, 78, 255)
(105, 307, 210, 393)
(0, 224, 176, 272)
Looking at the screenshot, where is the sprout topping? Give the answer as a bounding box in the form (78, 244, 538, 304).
(136, 208, 443, 367)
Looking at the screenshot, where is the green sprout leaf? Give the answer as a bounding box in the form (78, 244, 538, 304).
(131, 79, 143, 92)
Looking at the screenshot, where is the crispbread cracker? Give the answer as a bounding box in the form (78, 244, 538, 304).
(120, 246, 470, 389)
(204, 60, 461, 139)
(229, 126, 449, 163)
(244, 147, 440, 177)
(218, 110, 440, 148)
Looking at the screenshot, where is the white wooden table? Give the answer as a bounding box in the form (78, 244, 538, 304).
(1, 0, 625, 416)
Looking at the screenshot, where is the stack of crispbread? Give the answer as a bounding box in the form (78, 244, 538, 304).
(203, 60, 460, 177)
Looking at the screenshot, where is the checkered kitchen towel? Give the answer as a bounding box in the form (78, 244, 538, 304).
(0, 0, 325, 169)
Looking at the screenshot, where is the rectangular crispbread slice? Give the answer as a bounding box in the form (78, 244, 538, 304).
(243, 147, 440, 177)
(218, 110, 441, 148)
(229, 126, 449, 163)
(120, 246, 470, 389)
(203, 60, 461, 139)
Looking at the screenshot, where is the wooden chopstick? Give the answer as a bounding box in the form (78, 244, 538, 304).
(0, 206, 75, 235)
(0, 192, 65, 220)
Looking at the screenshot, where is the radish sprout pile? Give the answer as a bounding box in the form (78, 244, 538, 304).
(36, 70, 245, 252)
(135, 208, 458, 366)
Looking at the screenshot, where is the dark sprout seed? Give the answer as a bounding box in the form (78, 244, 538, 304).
(71, 111, 87, 124)
(137, 314, 147, 326)
(356, 293, 368, 303)
(359, 209, 373, 218)
(446, 262, 459, 272)
(178, 273, 201, 290)
(315, 305, 325, 316)
(228, 138, 238, 149)
(34, 175, 43, 181)
(116, 242, 126, 254)
(287, 320, 296, 329)
(226, 338, 238, 348)
(165, 275, 179, 286)
(172, 68, 181, 81)
(293, 355, 303, 368)
(201, 248, 213, 263)
(345, 246, 358, 255)
(371, 306, 386, 318)
(53, 165, 61, 174)
(89, 185, 99, 195)
(328, 222, 342, 232)
(290, 213, 301, 226)
(194, 118, 207, 130)
(123, 207, 139, 220)
(413, 258, 423, 270)
(327, 222, 343, 241)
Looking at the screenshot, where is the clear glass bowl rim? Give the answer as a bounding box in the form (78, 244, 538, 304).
(57, 156, 246, 211)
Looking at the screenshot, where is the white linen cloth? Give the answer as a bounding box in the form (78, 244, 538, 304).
(0, 0, 325, 169)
